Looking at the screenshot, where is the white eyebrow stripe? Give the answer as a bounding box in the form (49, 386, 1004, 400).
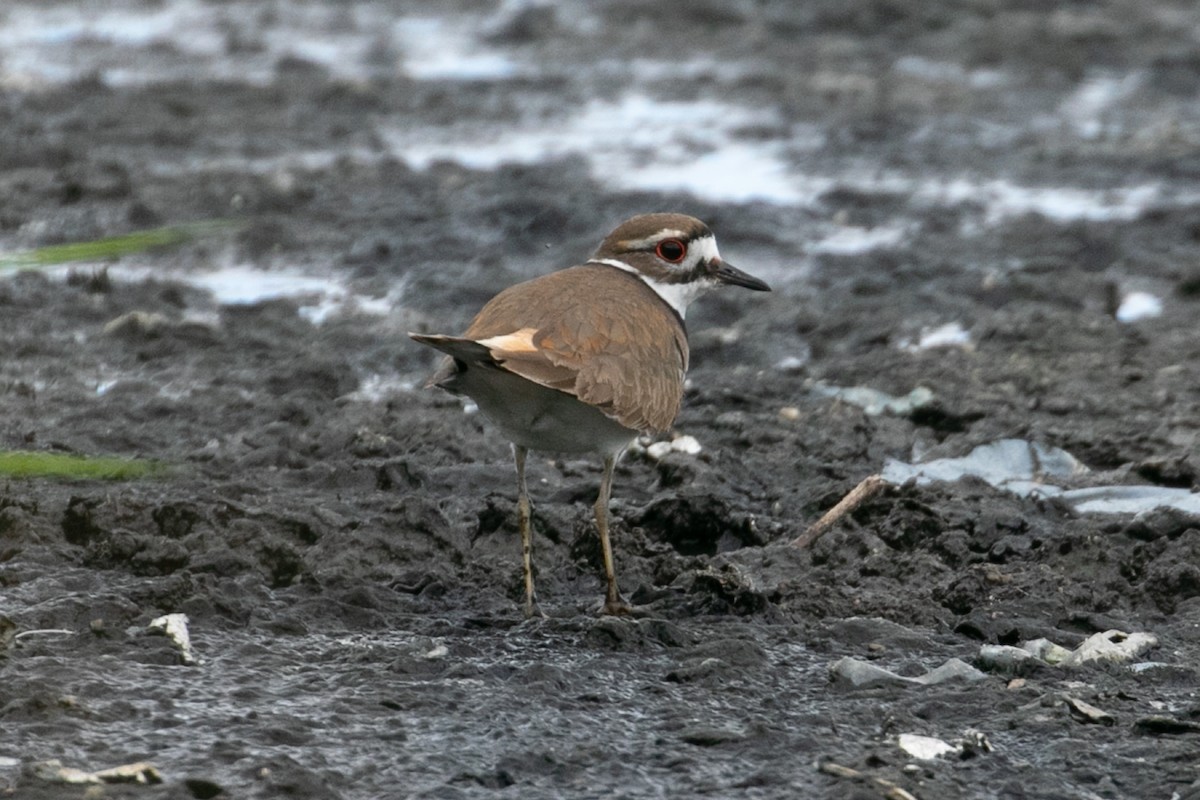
(619, 229, 688, 250)
(612, 232, 722, 272)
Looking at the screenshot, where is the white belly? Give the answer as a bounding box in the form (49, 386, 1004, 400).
(454, 366, 637, 456)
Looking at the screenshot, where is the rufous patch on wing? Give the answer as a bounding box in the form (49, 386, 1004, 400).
(476, 327, 541, 357)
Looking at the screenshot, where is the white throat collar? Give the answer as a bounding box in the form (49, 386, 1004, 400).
(587, 258, 714, 319)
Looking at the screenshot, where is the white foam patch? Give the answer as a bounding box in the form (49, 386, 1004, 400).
(892, 56, 1007, 90)
(883, 439, 1200, 515)
(619, 141, 802, 205)
(883, 439, 1088, 497)
(192, 267, 402, 324)
(350, 373, 417, 403)
(44, 263, 397, 325)
(920, 178, 1163, 225)
(812, 383, 935, 416)
(187, 266, 336, 306)
(1060, 486, 1200, 515)
(1, 6, 1185, 227)
(900, 322, 971, 351)
(0, 3, 245, 86)
(390, 94, 805, 205)
(1059, 73, 1142, 140)
(1115, 291, 1163, 323)
(393, 17, 517, 80)
(145, 147, 383, 180)
(820, 172, 1180, 226)
(809, 224, 909, 255)
(387, 91, 1184, 218)
(0, 1, 517, 87)
(0, 4, 222, 51)
(626, 57, 750, 82)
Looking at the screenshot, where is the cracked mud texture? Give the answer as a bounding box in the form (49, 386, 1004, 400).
(2, 1, 1200, 798)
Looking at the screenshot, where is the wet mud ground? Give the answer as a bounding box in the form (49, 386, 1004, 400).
(2, 1, 1200, 798)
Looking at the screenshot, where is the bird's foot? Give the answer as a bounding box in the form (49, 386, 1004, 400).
(601, 597, 634, 617)
(523, 594, 549, 620)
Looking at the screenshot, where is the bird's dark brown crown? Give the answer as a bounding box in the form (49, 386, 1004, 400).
(590, 213, 718, 285)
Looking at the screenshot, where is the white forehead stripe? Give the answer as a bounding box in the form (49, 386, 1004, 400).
(687, 235, 720, 268)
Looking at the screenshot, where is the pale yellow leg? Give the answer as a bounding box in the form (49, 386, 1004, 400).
(514, 445, 542, 618)
(595, 454, 630, 615)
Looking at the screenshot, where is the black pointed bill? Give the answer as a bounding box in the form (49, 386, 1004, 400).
(712, 260, 771, 292)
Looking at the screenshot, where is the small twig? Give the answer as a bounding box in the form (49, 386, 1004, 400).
(14, 629, 75, 639)
(817, 761, 919, 800)
(793, 474, 889, 548)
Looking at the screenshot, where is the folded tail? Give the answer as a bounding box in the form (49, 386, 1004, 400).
(408, 332, 494, 390)
(409, 333, 493, 361)
(410, 330, 579, 399)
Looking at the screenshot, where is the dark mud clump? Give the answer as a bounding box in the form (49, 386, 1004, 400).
(3, 1, 1200, 798)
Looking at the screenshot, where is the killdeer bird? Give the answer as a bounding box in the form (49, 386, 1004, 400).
(410, 213, 770, 616)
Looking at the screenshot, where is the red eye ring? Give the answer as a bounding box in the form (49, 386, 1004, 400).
(655, 238, 687, 263)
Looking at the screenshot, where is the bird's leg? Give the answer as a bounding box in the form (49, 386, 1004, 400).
(596, 454, 631, 615)
(514, 444, 542, 618)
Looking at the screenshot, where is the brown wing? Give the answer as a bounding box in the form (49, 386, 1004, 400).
(463, 265, 688, 433)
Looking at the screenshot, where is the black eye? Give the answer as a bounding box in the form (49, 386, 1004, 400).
(655, 239, 686, 263)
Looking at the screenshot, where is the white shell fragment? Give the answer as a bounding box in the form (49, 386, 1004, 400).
(645, 435, 702, 461)
(775, 354, 810, 372)
(1061, 630, 1158, 667)
(812, 382, 934, 416)
(1021, 638, 1075, 665)
(829, 656, 987, 688)
(670, 435, 702, 455)
(978, 645, 1039, 672)
(645, 442, 672, 460)
(149, 613, 199, 666)
(897, 734, 959, 760)
(33, 759, 162, 785)
(979, 630, 1157, 672)
(102, 311, 169, 337)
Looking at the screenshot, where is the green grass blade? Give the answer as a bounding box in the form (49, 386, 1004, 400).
(0, 219, 238, 271)
(0, 451, 164, 480)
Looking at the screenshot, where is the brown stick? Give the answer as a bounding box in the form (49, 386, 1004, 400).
(817, 761, 919, 800)
(792, 474, 889, 548)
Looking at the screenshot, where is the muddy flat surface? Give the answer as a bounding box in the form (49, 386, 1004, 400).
(2, 1, 1200, 798)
